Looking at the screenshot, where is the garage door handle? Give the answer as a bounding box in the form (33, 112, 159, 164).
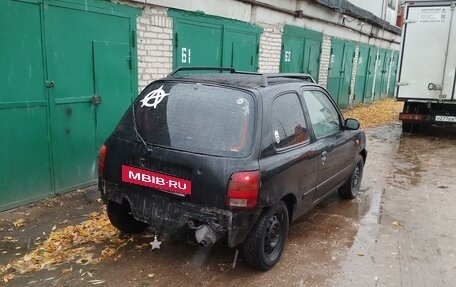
(321, 151, 328, 161)
(45, 80, 55, 88)
(92, 95, 102, 105)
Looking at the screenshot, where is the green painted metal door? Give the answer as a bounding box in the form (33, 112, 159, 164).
(339, 42, 355, 108)
(0, 0, 138, 211)
(93, 42, 134, 148)
(303, 37, 321, 81)
(170, 10, 261, 72)
(224, 30, 259, 71)
(327, 39, 345, 103)
(0, 0, 53, 209)
(280, 25, 322, 81)
(281, 36, 304, 73)
(354, 45, 369, 104)
(46, 3, 134, 192)
(389, 51, 400, 96)
(174, 20, 222, 68)
(327, 39, 355, 108)
(381, 50, 392, 98)
(364, 46, 377, 102)
(375, 49, 387, 100)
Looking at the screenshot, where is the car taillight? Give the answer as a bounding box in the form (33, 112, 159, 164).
(227, 171, 260, 209)
(98, 144, 107, 177)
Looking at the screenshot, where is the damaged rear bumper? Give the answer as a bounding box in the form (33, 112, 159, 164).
(100, 180, 257, 247)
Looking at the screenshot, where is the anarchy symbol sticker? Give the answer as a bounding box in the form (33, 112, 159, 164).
(140, 85, 169, 108)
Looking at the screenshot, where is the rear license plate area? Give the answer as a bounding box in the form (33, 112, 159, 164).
(122, 165, 191, 196)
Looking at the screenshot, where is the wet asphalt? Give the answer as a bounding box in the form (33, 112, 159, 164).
(1, 122, 456, 287)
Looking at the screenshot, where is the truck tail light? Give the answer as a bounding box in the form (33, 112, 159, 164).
(399, 113, 424, 121)
(227, 171, 260, 209)
(98, 144, 107, 177)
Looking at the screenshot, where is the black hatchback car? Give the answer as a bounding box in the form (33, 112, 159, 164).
(98, 68, 366, 270)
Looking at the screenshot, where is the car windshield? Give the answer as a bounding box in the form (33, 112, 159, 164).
(114, 81, 254, 157)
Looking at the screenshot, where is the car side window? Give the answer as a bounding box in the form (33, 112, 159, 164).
(272, 93, 309, 149)
(303, 90, 341, 139)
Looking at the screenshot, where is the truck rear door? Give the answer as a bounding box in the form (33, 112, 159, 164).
(397, 2, 456, 101)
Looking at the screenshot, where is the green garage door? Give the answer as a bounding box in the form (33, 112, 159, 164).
(0, 0, 138, 211)
(364, 46, 377, 103)
(354, 44, 369, 104)
(46, 3, 137, 192)
(380, 50, 392, 98)
(374, 48, 387, 100)
(169, 10, 262, 72)
(327, 39, 355, 108)
(0, 0, 53, 209)
(280, 25, 322, 81)
(389, 51, 400, 97)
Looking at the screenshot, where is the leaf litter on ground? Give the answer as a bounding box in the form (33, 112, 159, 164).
(0, 210, 129, 282)
(343, 97, 403, 128)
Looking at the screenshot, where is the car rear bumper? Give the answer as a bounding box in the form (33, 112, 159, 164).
(99, 179, 257, 247)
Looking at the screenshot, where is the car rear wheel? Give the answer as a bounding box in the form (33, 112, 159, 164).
(107, 200, 148, 234)
(339, 156, 364, 199)
(243, 201, 289, 270)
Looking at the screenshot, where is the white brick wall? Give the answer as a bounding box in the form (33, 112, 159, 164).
(136, 6, 173, 91)
(371, 48, 380, 101)
(258, 26, 282, 73)
(349, 45, 360, 105)
(318, 35, 331, 88)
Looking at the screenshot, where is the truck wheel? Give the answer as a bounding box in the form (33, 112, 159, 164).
(339, 156, 364, 199)
(243, 201, 289, 270)
(107, 200, 148, 234)
(402, 122, 412, 132)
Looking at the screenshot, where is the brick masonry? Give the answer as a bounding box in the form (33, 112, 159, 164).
(318, 35, 332, 88)
(258, 26, 282, 73)
(136, 6, 174, 91)
(349, 45, 360, 105)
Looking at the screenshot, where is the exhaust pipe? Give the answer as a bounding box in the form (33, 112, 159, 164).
(194, 225, 218, 247)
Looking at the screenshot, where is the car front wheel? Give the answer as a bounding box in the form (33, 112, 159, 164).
(243, 200, 289, 270)
(339, 156, 364, 199)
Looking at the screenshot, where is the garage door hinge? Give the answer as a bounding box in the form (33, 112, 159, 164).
(127, 56, 132, 70)
(131, 31, 137, 48)
(175, 33, 178, 48)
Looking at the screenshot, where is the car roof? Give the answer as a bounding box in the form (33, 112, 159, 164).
(163, 68, 316, 90)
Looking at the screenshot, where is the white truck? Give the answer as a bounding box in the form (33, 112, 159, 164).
(396, 0, 456, 132)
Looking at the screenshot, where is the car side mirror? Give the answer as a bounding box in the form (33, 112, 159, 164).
(344, 118, 360, 130)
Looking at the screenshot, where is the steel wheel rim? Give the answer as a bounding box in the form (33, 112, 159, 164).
(264, 214, 282, 256)
(351, 164, 361, 193)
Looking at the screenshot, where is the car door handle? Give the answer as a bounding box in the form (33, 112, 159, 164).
(320, 151, 328, 162)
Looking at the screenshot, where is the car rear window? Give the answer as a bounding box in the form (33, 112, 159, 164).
(114, 81, 254, 157)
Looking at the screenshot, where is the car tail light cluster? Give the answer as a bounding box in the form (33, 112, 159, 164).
(226, 171, 260, 209)
(98, 144, 107, 177)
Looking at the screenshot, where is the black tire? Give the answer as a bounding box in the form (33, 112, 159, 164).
(339, 156, 364, 199)
(402, 122, 412, 132)
(106, 200, 148, 234)
(243, 201, 289, 270)
(402, 122, 421, 133)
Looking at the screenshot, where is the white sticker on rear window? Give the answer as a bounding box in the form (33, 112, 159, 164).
(140, 85, 169, 108)
(274, 130, 280, 144)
